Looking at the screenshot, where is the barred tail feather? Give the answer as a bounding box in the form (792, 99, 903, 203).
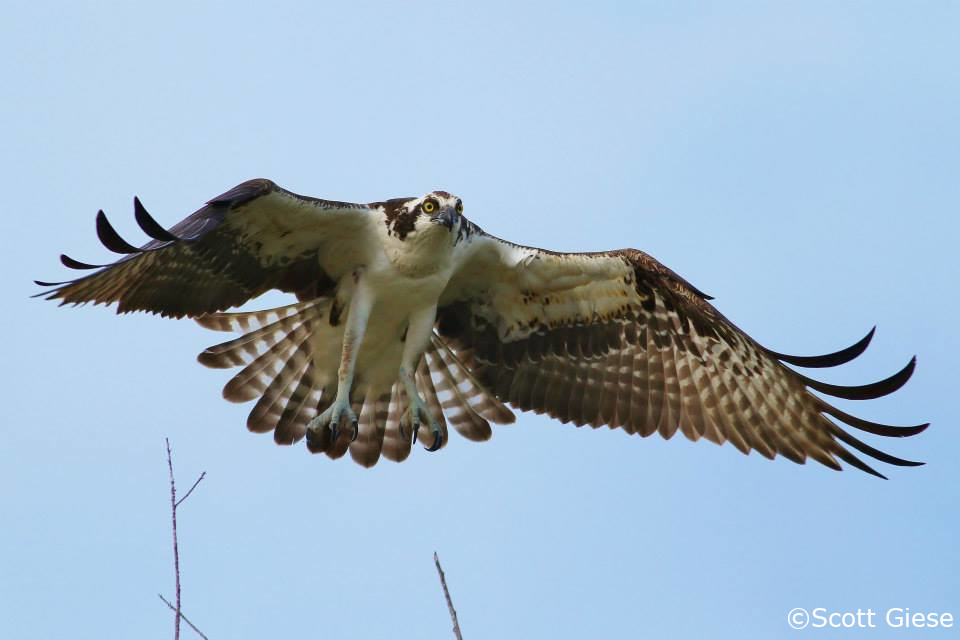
(196, 300, 320, 333)
(275, 363, 322, 445)
(382, 382, 413, 462)
(430, 337, 515, 425)
(349, 391, 390, 467)
(196, 301, 513, 465)
(417, 358, 449, 449)
(424, 345, 492, 442)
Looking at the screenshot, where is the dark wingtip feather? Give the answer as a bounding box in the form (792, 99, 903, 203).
(31, 284, 64, 298)
(96, 209, 141, 254)
(798, 356, 916, 401)
(60, 253, 106, 270)
(832, 447, 888, 479)
(134, 197, 180, 242)
(830, 425, 925, 468)
(818, 400, 929, 438)
(768, 326, 876, 368)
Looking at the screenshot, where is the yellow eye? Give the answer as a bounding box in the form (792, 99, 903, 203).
(456, 200, 463, 214)
(422, 199, 437, 214)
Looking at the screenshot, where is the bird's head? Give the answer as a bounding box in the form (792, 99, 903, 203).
(382, 191, 464, 244)
(416, 190, 463, 233)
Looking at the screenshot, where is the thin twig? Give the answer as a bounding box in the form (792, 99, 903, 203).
(175, 471, 207, 508)
(158, 594, 210, 640)
(164, 439, 208, 639)
(166, 438, 182, 640)
(433, 552, 464, 640)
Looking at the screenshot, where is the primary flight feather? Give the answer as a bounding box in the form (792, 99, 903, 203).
(35, 179, 928, 476)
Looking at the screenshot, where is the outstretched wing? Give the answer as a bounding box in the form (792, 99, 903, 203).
(35, 179, 379, 317)
(437, 229, 927, 478)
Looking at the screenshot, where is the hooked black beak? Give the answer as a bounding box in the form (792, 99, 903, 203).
(433, 208, 456, 230)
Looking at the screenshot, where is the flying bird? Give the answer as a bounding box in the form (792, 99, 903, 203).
(35, 179, 927, 477)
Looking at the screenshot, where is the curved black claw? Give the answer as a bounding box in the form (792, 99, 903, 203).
(425, 429, 443, 452)
(411, 423, 419, 445)
(329, 423, 340, 445)
(350, 420, 359, 442)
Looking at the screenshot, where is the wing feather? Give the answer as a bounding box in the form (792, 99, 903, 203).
(48, 180, 925, 475)
(675, 345, 707, 442)
(35, 179, 373, 317)
(642, 313, 665, 438)
(437, 231, 927, 477)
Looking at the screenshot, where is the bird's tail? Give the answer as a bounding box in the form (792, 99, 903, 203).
(194, 301, 514, 466)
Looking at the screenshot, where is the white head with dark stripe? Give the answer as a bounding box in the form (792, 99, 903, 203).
(382, 191, 464, 243)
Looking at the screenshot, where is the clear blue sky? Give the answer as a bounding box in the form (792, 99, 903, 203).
(2, 2, 957, 638)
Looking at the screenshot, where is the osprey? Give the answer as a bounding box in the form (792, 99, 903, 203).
(36, 179, 927, 477)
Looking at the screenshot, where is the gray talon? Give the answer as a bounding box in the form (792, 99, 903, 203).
(307, 397, 358, 444)
(400, 380, 443, 453)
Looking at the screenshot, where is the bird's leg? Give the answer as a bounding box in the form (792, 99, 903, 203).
(307, 273, 374, 443)
(398, 304, 443, 451)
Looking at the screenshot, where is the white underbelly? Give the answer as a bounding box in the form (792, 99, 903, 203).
(307, 266, 450, 397)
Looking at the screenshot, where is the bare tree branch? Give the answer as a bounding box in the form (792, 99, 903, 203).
(158, 594, 210, 640)
(165, 439, 208, 640)
(433, 552, 464, 640)
(175, 471, 207, 509)
(166, 438, 182, 640)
